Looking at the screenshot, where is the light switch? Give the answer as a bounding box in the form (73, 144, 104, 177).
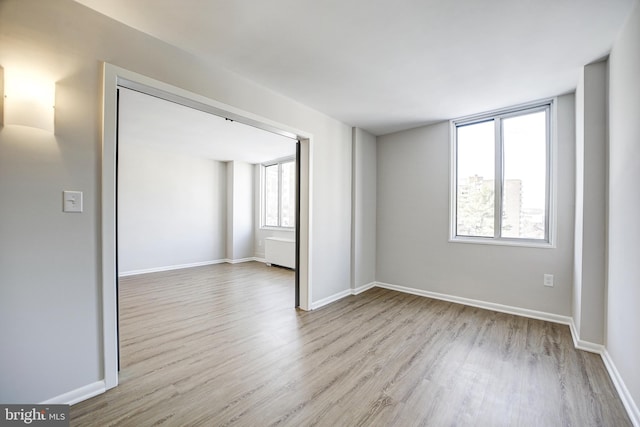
(63, 191, 83, 213)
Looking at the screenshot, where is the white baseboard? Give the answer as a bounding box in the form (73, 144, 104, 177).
(253, 257, 266, 264)
(41, 380, 105, 405)
(119, 259, 226, 277)
(119, 258, 268, 277)
(568, 319, 605, 354)
(375, 281, 573, 326)
(353, 282, 376, 295)
(310, 282, 376, 310)
(311, 289, 352, 310)
(602, 350, 640, 427)
(310, 280, 572, 326)
(225, 257, 257, 264)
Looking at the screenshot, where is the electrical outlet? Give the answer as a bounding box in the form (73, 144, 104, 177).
(544, 274, 554, 287)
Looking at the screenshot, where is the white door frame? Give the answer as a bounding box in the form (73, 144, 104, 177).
(101, 63, 313, 390)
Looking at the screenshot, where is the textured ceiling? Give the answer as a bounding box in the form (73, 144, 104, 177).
(76, 0, 635, 135)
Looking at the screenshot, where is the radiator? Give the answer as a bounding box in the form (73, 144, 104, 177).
(265, 237, 295, 269)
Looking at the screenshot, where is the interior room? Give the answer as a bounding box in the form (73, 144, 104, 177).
(0, 0, 639, 425)
(117, 87, 297, 275)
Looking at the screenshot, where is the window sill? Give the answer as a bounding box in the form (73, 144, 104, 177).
(449, 236, 555, 249)
(260, 226, 295, 232)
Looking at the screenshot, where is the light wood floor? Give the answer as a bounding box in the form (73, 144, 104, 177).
(71, 262, 630, 426)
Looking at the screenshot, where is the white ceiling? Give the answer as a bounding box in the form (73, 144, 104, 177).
(77, 0, 635, 135)
(118, 88, 297, 163)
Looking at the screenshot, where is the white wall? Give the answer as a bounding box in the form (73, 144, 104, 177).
(117, 144, 227, 274)
(226, 160, 254, 261)
(0, 125, 101, 403)
(573, 61, 607, 345)
(311, 123, 352, 301)
(0, 0, 352, 403)
(351, 128, 377, 289)
(607, 0, 640, 421)
(376, 94, 576, 315)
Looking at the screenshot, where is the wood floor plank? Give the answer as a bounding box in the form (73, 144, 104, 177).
(70, 262, 631, 426)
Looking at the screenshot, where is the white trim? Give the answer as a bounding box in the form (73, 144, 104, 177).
(118, 258, 267, 277)
(41, 381, 105, 406)
(449, 98, 557, 248)
(119, 260, 227, 277)
(602, 350, 640, 427)
(311, 289, 352, 310)
(374, 281, 572, 325)
(312, 280, 571, 325)
(452, 97, 556, 124)
(449, 119, 458, 241)
(101, 63, 119, 391)
(299, 138, 313, 311)
(316, 282, 610, 358)
(352, 282, 376, 295)
(568, 319, 606, 354)
(311, 282, 376, 309)
(448, 236, 555, 249)
(549, 96, 559, 248)
(260, 226, 296, 231)
(225, 257, 258, 264)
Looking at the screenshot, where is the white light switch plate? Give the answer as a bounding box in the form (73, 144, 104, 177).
(63, 191, 83, 213)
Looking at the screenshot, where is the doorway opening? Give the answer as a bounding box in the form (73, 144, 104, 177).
(101, 63, 312, 391)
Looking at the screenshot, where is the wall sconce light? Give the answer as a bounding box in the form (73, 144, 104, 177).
(1, 66, 55, 133)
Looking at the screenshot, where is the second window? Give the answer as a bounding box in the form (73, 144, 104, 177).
(263, 158, 296, 228)
(452, 101, 552, 244)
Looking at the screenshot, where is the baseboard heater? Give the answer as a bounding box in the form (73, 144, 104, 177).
(265, 237, 295, 269)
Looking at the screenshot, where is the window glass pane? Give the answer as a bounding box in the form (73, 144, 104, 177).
(456, 121, 495, 237)
(264, 164, 279, 227)
(501, 111, 546, 239)
(280, 161, 296, 227)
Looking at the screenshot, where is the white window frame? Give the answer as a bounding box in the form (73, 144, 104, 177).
(261, 157, 296, 230)
(449, 99, 556, 248)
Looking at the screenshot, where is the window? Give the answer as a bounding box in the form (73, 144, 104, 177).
(451, 101, 553, 245)
(263, 158, 295, 228)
